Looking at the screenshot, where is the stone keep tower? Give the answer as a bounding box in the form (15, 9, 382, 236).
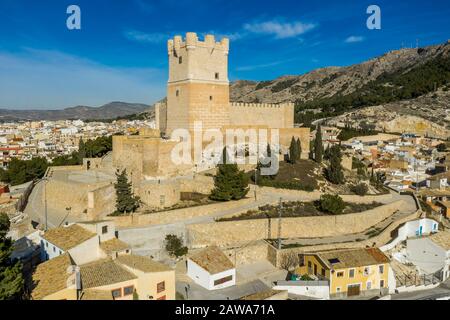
(166, 33, 230, 134)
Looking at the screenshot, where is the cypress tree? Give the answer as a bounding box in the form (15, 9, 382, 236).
(326, 145, 345, 184)
(296, 138, 302, 161)
(114, 169, 140, 214)
(314, 124, 323, 163)
(78, 138, 86, 162)
(289, 136, 297, 164)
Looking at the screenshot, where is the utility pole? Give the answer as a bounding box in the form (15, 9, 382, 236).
(43, 179, 48, 231)
(277, 198, 282, 250)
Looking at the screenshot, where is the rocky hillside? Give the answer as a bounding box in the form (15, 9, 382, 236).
(0, 102, 151, 121)
(231, 41, 450, 104)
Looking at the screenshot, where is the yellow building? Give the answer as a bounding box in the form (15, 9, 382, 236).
(295, 248, 390, 299)
(31, 253, 175, 300)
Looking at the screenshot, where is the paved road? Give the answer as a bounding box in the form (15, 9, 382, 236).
(390, 279, 450, 300)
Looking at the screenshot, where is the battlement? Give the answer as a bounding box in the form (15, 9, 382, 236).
(230, 102, 294, 109)
(168, 32, 229, 55)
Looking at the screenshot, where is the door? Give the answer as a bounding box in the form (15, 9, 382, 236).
(347, 284, 361, 297)
(314, 264, 317, 275)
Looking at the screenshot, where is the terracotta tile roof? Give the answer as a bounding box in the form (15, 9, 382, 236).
(116, 254, 172, 273)
(42, 224, 97, 251)
(317, 248, 390, 270)
(100, 238, 130, 255)
(31, 253, 74, 300)
(80, 289, 113, 300)
(80, 259, 137, 289)
(189, 246, 234, 274)
(429, 231, 450, 251)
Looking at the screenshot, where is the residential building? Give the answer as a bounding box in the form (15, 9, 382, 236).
(187, 246, 236, 290)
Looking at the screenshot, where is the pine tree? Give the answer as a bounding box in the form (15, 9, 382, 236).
(314, 124, 323, 163)
(0, 213, 24, 300)
(210, 149, 249, 201)
(114, 170, 140, 215)
(326, 145, 345, 184)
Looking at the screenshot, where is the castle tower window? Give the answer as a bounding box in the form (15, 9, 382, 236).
(215, 72, 219, 79)
(179, 56, 182, 64)
(176, 90, 179, 97)
(209, 96, 213, 101)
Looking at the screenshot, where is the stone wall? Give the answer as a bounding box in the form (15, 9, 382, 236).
(87, 183, 116, 220)
(187, 200, 405, 247)
(229, 102, 294, 130)
(267, 210, 420, 268)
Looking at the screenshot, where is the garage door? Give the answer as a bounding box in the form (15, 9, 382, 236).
(347, 284, 361, 297)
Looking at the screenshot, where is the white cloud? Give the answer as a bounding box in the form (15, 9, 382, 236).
(243, 19, 316, 39)
(345, 36, 365, 43)
(0, 49, 165, 109)
(124, 30, 168, 44)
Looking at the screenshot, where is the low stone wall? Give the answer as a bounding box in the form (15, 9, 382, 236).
(187, 200, 405, 247)
(258, 187, 393, 204)
(222, 241, 269, 266)
(267, 210, 420, 268)
(111, 197, 256, 228)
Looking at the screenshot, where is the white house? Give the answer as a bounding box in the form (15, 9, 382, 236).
(187, 246, 235, 290)
(40, 220, 130, 265)
(406, 231, 450, 281)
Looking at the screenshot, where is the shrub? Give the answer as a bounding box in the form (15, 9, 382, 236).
(165, 234, 188, 258)
(319, 194, 345, 215)
(351, 183, 369, 196)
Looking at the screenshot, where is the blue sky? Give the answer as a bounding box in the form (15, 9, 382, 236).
(0, 0, 449, 109)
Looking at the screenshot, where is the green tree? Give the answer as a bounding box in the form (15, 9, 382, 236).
(0, 158, 49, 186)
(210, 149, 249, 201)
(314, 124, 323, 163)
(326, 145, 345, 184)
(114, 169, 140, 215)
(164, 234, 188, 258)
(78, 138, 86, 162)
(296, 138, 302, 160)
(289, 137, 298, 164)
(319, 194, 346, 215)
(0, 213, 24, 300)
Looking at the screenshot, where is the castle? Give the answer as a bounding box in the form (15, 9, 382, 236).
(43, 33, 311, 220)
(114, 33, 310, 180)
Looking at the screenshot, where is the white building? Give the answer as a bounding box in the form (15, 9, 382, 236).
(40, 220, 130, 265)
(406, 231, 450, 281)
(187, 246, 236, 290)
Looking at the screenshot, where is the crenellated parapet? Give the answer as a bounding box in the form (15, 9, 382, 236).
(167, 32, 229, 56)
(230, 102, 294, 109)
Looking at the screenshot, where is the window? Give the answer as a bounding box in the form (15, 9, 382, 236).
(157, 281, 165, 293)
(46, 242, 48, 248)
(102, 225, 108, 234)
(336, 287, 341, 293)
(366, 281, 372, 290)
(179, 56, 182, 64)
(215, 72, 219, 79)
(379, 265, 384, 274)
(53, 246, 56, 253)
(214, 275, 233, 286)
(349, 269, 355, 278)
(298, 254, 305, 267)
(176, 90, 179, 97)
(111, 289, 122, 298)
(321, 268, 326, 277)
(336, 271, 344, 278)
(123, 286, 134, 296)
(380, 280, 385, 288)
(364, 267, 370, 276)
(209, 95, 213, 101)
